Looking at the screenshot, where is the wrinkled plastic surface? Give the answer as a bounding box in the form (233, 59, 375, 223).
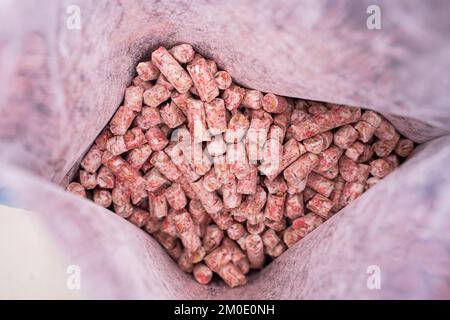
(0, 0, 449, 299)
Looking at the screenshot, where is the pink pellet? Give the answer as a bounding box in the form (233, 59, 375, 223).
(145, 127, 169, 151)
(109, 105, 136, 136)
(114, 202, 133, 219)
(101, 151, 140, 188)
(218, 263, 247, 288)
(373, 132, 400, 158)
(283, 152, 319, 182)
(227, 223, 246, 241)
(150, 151, 182, 182)
(204, 98, 227, 135)
(189, 178, 224, 215)
(193, 263, 213, 285)
(136, 60, 160, 81)
(266, 139, 303, 181)
(165, 143, 200, 182)
(395, 138, 414, 157)
(262, 93, 288, 114)
(213, 71, 232, 90)
(365, 177, 381, 189)
(306, 172, 335, 197)
(95, 128, 113, 151)
(203, 168, 222, 192)
(306, 194, 333, 219)
(66, 182, 87, 198)
(374, 118, 396, 141)
(126, 144, 153, 170)
(135, 106, 162, 130)
(79, 170, 97, 190)
(282, 227, 303, 248)
(151, 47, 193, 93)
(144, 167, 169, 192)
(128, 207, 150, 227)
(334, 125, 359, 149)
(258, 138, 283, 177)
(290, 105, 361, 141)
(291, 213, 324, 236)
(171, 91, 192, 116)
(345, 141, 366, 162)
(132, 76, 153, 90)
(186, 98, 211, 142)
(81, 144, 103, 173)
(143, 84, 171, 108)
(106, 136, 127, 156)
(206, 60, 218, 76)
(153, 232, 177, 252)
(222, 178, 242, 209)
(236, 165, 258, 195)
(361, 110, 382, 128)
(314, 164, 339, 180)
(223, 84, 245, 111)
(286, 176, 307, 194)
(354, 120, 376, 143)
(303, 131, 332, 154)
(340, 181, 365, 206)
(173, 210, 202, 252)
(186, 57, 219, 102)
(246, 220, 266, 235)
(245, 234, 265, 269)
(339, 155, 367, 183)
(97, 165, 115, 189)
(93, 189, 112, 208)
(308, 102, 328, 115)
(169, 44, 195, 64)
(124, 86, 144, 112)
(285, 192, 304, 219)
(264, 217, 287, 233)
(203, 224, 224, 253)
(149, 189, 168, 219)
(160, 210, 178, 237)
(112, 179, 131, 206)
(166, 241, 183, 260)
(370, 158, 394, 178)
(264, 176, 288, 194)
(160, 101, 186, 128)
(207, 134, 227, 156)
(164, 182, 187, 210)
(264, 193, 286, 221)
(124, 127, 146, 150)
(225, 112, 250, 144)
(241, 89, 263, 110)
(261, 229, 281, 250)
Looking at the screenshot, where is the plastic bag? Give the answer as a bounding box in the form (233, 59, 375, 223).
(0, 0, 449, 298)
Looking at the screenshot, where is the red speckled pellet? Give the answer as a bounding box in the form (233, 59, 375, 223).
(164, 183, 187, 210)
(186, 57, 219, 102)
(262, 93, 288, 114)
(81, 144, 103, 173)
(136, 60, 160, 81)
(109, 105, 136, 136)
(79, 170, 97, 190)
(223, 84, 245, 111)
(204, 98, 227, 135)
(213, 71, 232, 90)
(66, 182, 87, 198)
(193, 263, 213, 285)
(151, 47, 193, 93)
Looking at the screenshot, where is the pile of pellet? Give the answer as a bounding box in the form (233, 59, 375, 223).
(66, 44, 415, 288)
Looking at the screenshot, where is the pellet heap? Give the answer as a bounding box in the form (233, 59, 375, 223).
(67, 44, 415, 288)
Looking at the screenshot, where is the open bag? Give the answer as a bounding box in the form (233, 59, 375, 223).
(0, 0, 450, 299)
